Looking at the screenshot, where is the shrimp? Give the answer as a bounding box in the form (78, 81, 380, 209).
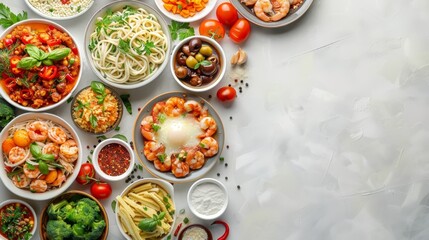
(27, 121, 48, 141)
(12, 173, 30, 188)
(59, 159, 74, 173)
(199, 137, 219, 157)
(270, 0, 290, 21)
(184, 100, 207, 119)
(199, 117, 217, 138)
(171, 155, 190, 178)
(59, 140, 78, 162)
(8, 146, 28, 164)
(140, 116, 155, 141)
(48, 127, 67, 144)
(165, 97, 185, 117)
(152, 102, 166, 122)
(42, 143, 60, 159)
(23, 164, 41, 178)
(186, 150, 205, 170)
(254, 0, 273, 22)
(288, 0, 302, 6)
(154, 154, 172, 172)
(30, 179, 47, 193)
(50, 170, 65, 187)
(241, 0, 258, 6)
(144, 141, 165, 161)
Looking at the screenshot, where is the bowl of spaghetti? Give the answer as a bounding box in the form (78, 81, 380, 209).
(84, 1, 171, 89)
(0, 113, 83, 201)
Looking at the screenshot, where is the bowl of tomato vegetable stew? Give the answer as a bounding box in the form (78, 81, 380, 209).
(171, 36, 226, 92)
(39, 190, 109, 240)
(70, 81, 123, 135)
(0, 19, 82, 112)
(0, 112, 83, 201)
(0, 199, 37, 240)
(115, 178, 176, 240)
(92, 138, 135, 182)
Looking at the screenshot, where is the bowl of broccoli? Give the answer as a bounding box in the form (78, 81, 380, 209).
(39, 190, 109, 240)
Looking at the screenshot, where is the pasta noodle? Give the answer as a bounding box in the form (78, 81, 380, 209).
(89, 6, 168, 84)
(117, 182, 175, 239)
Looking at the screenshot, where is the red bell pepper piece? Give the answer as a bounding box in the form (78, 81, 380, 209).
(38, 32, 51, 43)
(20, 89, 34, 100)
(20, 34, 33, 44)
(65, 73, 75, 83)
(9, 56, 21, 67)
(47, 38, 62, 47)
(39, 66, 58, 80)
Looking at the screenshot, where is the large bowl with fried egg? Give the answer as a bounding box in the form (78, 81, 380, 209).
(132, 92, 225, 183)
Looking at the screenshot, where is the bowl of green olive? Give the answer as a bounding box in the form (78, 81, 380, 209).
(170, 36, 226, 92)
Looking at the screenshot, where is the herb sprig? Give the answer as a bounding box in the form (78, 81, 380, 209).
(138, 212, 165, 232)
(30, 142, 55, 174)
(168, 21, 195, 41)
(17, 45, 70, 70)
(0, 3, 28, 28)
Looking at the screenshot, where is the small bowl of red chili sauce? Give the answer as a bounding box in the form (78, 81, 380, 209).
(92, 138, 135, 182)
(0, 199, 37, 240)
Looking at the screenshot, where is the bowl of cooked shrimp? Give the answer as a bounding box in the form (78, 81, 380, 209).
(231, 0, 314, 28)
(0, 113, 83, 201)
(132, 92, 225, 183)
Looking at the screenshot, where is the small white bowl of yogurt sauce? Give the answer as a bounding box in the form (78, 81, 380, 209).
(187, 178, 228, 220)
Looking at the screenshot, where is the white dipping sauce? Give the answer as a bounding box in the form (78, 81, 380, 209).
(190, 182, 226, 216)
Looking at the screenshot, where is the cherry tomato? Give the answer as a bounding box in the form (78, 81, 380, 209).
(3, 77, 17, 92)
(199, 19, 225, 41)
(229, 19, 251, 44)
(216, 2, 239, 27)
(217, 86, 237, 102)
(39, 66, 58, 80)
(3, 38, 15, 47)
(20, 34, 33, 44)
(91, 181, 112, 199)
(76, 163, 95, 185)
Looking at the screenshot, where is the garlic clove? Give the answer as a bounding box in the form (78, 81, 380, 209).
(237, 48, 247, 65)
(231, 51, 239, 65)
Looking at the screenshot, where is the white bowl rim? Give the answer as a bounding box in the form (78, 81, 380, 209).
(187, 178, 228, 220)
(115, 178, 176, 240)
(84, 0, 171, 90)
(0, 113, 83, 201)
(24, 0, 95, 20)
(0, 199, 37, 237)
(170, 36, 226, 92)
(92, 138, 135, 181)
(0, 19, 83, 112)
(154, 0, 219, 23)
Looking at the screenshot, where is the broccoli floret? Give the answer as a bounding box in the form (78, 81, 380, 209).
(47, 200, 69, 220)
(71, 223, 86, 239)
(78, 198, 100, 212)
(46, 220, 72, 240)
(65, 199, 97, 226)
(85, 219, 106, 240)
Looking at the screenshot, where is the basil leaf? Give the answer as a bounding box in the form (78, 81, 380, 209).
(96, 135, 107, 141)
(90, 81, 105, 96)
(38, 160, 49, 175)
(194, 60, 211, 70)
(111, 200, 117, 213)
(40, 153, 55, 162)
(112, 134, 128, 143)
(120, 94, 132, 115)
(42, 59, 53, 66)
(89, 114, 98, 128)
(17, 57, 38, 69)
(47, 48, 71, 61)
(30, 142, 42, 158)
(25, 44, 47, 60)
(26, 162, 35, 170)
(138, 218, 157, 232)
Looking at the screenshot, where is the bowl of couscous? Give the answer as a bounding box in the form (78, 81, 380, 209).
(71, 81, 123, 134)
(25, 0, 95, 20)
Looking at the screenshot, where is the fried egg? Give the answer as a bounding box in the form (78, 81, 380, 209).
(157, 116, 203, 156)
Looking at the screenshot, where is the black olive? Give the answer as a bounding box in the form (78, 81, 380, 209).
(175, 66, 188, 79)
(201, 75, 213, 84)
(189, 38, 202, 53)
(201, 62, 217, 75)
(189, 74, 202, 86)
(182, 45, 192, 56)
(176, 52, 187, 66)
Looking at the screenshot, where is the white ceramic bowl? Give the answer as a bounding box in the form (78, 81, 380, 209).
(24, 0, 94, 20)
(187, 178, 228, 220)
(0, 113, 83, 201)
(0, 199, 37, 239)
(171, 36, 226, 92)
(0, 19, 83, 112)
(92, 138, 134, 182)
(115, 178, 176, 240)
(154, 0, 218, 23)
(84, 1, 171, 90)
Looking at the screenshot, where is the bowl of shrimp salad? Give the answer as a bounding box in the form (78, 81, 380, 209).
(0, 113, 83, 201)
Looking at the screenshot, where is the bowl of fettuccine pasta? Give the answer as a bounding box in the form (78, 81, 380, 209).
(84, 1, 171, 89)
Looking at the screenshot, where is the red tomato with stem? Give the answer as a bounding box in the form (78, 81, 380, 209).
(76, 163, 95, 185)
(217, 86, 237, 102)
(91, 181, 112, 199)
(229, 19, 251, 43)
(216, 2, 239, 27)
(199, 19, 225, 41)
